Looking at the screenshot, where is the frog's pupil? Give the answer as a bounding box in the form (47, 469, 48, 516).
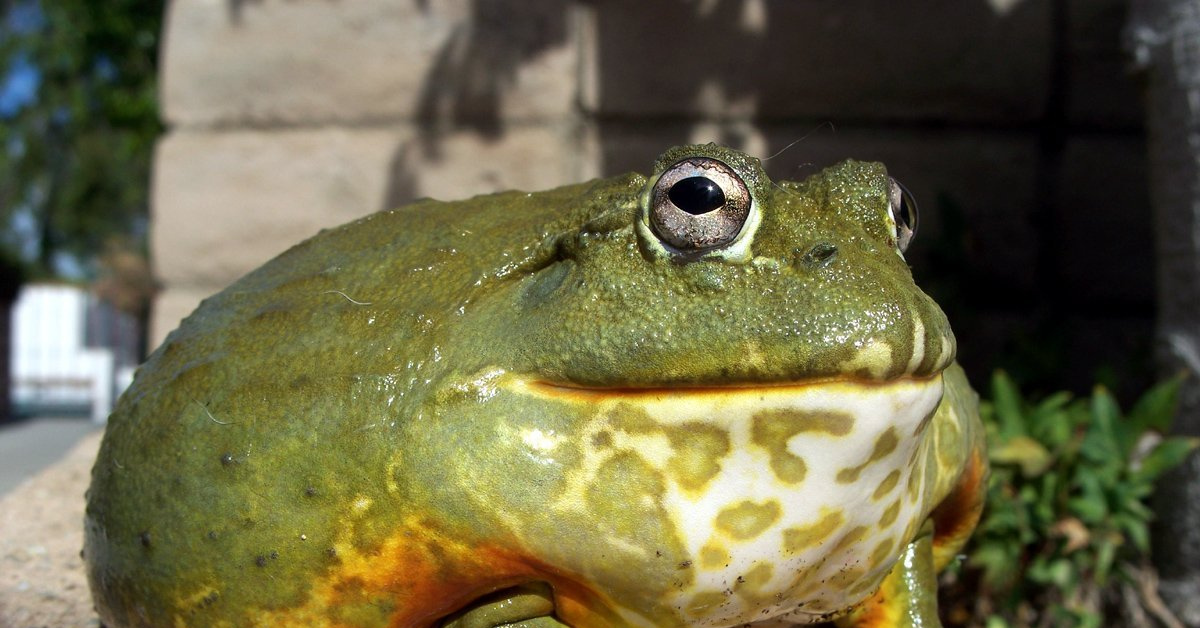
(669, 176, 726, 215)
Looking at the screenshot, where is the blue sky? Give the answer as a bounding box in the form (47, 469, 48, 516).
(0, 56, 39, 116)
(2, 0, 42, 116)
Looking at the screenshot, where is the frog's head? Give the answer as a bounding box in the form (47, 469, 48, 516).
(474, 143, 952, 389)
(441, 144, 964, 625)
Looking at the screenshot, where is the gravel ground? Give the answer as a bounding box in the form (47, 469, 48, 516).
(0, 432, 103, 628)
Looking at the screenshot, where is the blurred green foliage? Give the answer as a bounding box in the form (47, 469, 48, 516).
(943, 373, 1198, 627)
(1, 0, 163, 280)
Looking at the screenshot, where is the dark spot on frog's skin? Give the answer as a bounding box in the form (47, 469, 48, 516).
(325, 547, 339, 560)
(255, 555, 268, 567)
(799, 242, 838, 268)
(138, 531, 152, 548)
(591, 431, 613, 448)
(678, 560, 692, 569)
(207, 530, 218, 541)
(304, 485, 318, 497)
(219, 453, 235, 466)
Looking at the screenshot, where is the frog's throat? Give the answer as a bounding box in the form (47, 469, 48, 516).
(505, 375, 946, 627)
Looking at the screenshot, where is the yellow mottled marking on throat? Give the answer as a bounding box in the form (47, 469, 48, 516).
(715, 500, 782, 540)
(734, 562, 775, 603)
(782, 508, 844, 554)
(869, 537, 896, 570)
(699, 543, 730, 569)
(872, 469, 901, 500)
(831, 525, 870, 553)
(686, 590, 731, 616)
(665, 422, 730, 493)
(836, 427, 900, 483)
(752, 409, 854, 484)
(879, 498, 902, 528)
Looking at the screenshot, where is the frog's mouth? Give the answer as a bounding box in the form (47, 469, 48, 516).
(524, 373, 942, 400)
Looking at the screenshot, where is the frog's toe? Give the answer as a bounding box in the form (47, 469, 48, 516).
(441, 582, 568, 628)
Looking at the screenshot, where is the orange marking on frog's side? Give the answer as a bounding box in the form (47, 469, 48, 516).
(254, 518, 620, 628)
(930, 445, 988, 571)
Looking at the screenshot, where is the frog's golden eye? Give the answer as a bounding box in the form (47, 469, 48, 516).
(649, 157, 752, 252)
(888, 177, 918, 253)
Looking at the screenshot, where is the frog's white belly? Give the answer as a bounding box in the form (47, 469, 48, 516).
(543, 377, 944, 627)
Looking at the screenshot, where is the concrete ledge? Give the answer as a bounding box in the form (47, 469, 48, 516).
(0, 432, 101, 628)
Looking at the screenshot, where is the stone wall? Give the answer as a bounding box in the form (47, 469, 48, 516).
(152, 0, 1150, 394)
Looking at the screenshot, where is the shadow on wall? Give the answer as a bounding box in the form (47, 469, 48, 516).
(383, 0, 1037, 203)
(412, 0, 568, 156)
(387, 0, 571, 209)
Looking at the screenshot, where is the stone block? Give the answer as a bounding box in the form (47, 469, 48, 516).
(580, 0, 1052, 123)
(152, 124, 595, 289)
(161, 0, 579, 127)
(149, 287, 213, 352)
(152, 127, 410, 288)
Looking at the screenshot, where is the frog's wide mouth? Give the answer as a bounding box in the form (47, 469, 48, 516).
(523, 373, 942, 399)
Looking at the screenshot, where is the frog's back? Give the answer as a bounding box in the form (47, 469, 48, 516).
(163, 177, 641, 383)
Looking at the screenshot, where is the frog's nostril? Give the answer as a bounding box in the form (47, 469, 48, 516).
(799, 242, 838, 268)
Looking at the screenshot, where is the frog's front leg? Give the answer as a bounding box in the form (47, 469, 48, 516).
(441, 582, 569, 628)
(834, 526, 940, 628)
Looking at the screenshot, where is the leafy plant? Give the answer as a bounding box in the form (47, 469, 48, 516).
(941, 372, 1199, 628)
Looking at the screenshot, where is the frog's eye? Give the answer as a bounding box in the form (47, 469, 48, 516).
(649, 157, 752, 252)
(888, 177, 918, 253)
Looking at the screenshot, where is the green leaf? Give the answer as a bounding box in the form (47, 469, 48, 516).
(971, 543, 1020, 588)
(1094, 536, 1119, 583)
(985, 617, 1010, 628)
(1028, 391, 1074, 446)
(1128, 375, 1184, 434)
(1069, 470, 1108, 523)
(990, 370, 1027, 440)
(1134, 437, 1200, 482)
(1118, 513, 1150, 553)
(991, 435, 1053, 477)
(1080, 387, 1122, 464)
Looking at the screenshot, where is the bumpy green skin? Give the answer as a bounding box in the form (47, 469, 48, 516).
(85, 144, 979, 628)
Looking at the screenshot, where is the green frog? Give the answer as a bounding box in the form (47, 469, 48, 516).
(85, 144, 986, 628)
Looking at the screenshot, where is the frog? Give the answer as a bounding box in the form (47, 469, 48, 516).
(84, 143, 986, 628)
